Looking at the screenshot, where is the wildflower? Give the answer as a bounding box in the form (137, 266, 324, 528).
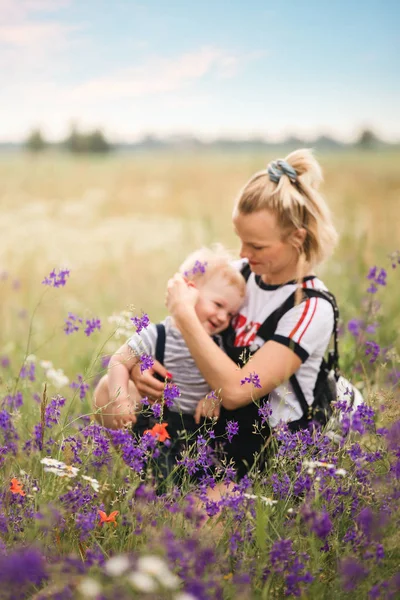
(64, 312, 82, 335)
(40, 457, 79, 478)
(366, 266, 387, 293)
(339, 557, 368, 591)
(70, 375, 90, 400)
(19, 361, 35, 381)
(335, 468, 347, 476)
(98, 510, 119, 526)
(10, 478, 25, 496)
(144, 423, 170, 443)
(84, 318, 101, 336)
(258, 400, 272, 424)
(42, 268, 70, 287)
(365, 341, 380, 364)
(77, 578, 102, 598)
(184, 260, 207, 277)
(82, 475, 100, 492)
(225, 420, 239, 442)
(240, 372, 262, 388)
(152, 403, 162, 419)
(136, 555, 180, 589)
(44, 367, 69, 388)
(131, 312, 150, 334)
(104, 555, 131, 576)
(140, 353, 154, 373)
(163, 382, 181, 407)
(128, 572, 158, 593)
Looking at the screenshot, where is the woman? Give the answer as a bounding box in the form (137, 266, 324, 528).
(133, 149, 338, 476)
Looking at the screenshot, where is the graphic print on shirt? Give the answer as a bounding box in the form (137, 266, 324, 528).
(231, 313, 261, 347)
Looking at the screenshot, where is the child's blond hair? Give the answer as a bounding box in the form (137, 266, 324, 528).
(179, 244, 246, 296)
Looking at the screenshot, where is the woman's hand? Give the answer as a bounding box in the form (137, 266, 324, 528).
(130, 360, 167, 402)
(166, 274, 199, 320)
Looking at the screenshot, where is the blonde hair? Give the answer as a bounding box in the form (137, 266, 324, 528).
(179, 244, 246, 296)
(234, 149, 338, 266)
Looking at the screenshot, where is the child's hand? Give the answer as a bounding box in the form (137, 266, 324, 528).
(111, 399, 137, 429)
(166, 274, 199, 318)
(194, 395, 221, 424)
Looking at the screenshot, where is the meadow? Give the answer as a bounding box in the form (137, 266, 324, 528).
(0, 150, 399, 599)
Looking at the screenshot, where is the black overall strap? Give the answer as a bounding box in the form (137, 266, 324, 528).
(240, 262, 252, 282)
(154, 323, 166, 382)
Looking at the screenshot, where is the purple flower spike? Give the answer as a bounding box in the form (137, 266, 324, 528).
(226, 420, 239, 442)
(139, 353, 154, 373)
(131, 312, 150, 334)
(84, 318, 101, 336)
(42, 268, 70, 288)
(240, 372, 262, 388)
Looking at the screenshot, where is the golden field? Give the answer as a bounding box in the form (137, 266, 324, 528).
(0, 150, 399, 409)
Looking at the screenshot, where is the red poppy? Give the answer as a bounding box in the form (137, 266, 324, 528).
(98, 510, 119, 526)
(144, 422, 170, 443)
(10, 478, 25, 496)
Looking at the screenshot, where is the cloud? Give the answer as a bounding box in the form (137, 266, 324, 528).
(0, 22, 78, 47)
(64, 47, 245, 103)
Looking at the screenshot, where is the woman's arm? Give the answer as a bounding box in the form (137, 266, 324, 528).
(166, 275, 301, 409)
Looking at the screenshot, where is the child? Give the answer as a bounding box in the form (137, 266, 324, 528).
(93, 245, 245, 436)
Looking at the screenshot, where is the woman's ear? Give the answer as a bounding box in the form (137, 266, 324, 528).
(290, 228, 307, 252)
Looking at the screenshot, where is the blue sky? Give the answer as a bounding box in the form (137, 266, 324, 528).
(0, 0, 398, 141)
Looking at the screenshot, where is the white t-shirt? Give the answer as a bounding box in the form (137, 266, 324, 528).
(231, 260, 334, 427)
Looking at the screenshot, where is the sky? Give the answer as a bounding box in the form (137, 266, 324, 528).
(0, 0, 399, 142)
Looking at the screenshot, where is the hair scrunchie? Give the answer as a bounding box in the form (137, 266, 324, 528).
(267, 159, 298, 184)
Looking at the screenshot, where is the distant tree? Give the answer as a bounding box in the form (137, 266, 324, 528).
(87, 129, 111, 153)
(356, 129, 381, 150)
(63, 126, 112, 154)
(25, 129, 47, 152)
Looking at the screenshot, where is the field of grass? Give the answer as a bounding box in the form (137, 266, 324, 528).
(0, 150, 399, 599)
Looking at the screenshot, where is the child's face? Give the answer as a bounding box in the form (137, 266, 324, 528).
(194, 274, 243, 335)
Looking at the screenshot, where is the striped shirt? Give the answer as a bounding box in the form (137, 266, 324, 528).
(127, 317, 210, 414)
(231, 259, 334, 427)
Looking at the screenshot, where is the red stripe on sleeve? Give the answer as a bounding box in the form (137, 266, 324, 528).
(289, 298, 310, 339)
(298, 298, 318, 343)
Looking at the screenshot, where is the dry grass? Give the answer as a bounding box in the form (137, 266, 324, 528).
(0, 149, 399, 389)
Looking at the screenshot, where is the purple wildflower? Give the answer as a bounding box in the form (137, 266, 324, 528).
(139, 353, 154, 373)
(0, 356, 10, 368)
(339, 557, 368, 591)
(226, 420, 239, 443)
(258, 400, 272, 424)
(64, 312, 82, 335)
(240, 372, 262, 388)
(44, 395, 66, 427)
(184, 260, 207, 277)
(366, 266, 387, 293)
(3, 392, 23, 410)
(19, 362, 35, 381)
(0, 547, 47, 589)
(131, 311, 150, 334)
(84, 318, 101, 336)
(70, 375, 90, 400)
(365, 340, 380, 363)
(163, 382, 181, 408)
(152, 403, 162, 419)
(42, 268, 70, 287)
(348, 318, 363, 337)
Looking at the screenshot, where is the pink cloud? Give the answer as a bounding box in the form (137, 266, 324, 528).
(66, 47, 240, 102)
